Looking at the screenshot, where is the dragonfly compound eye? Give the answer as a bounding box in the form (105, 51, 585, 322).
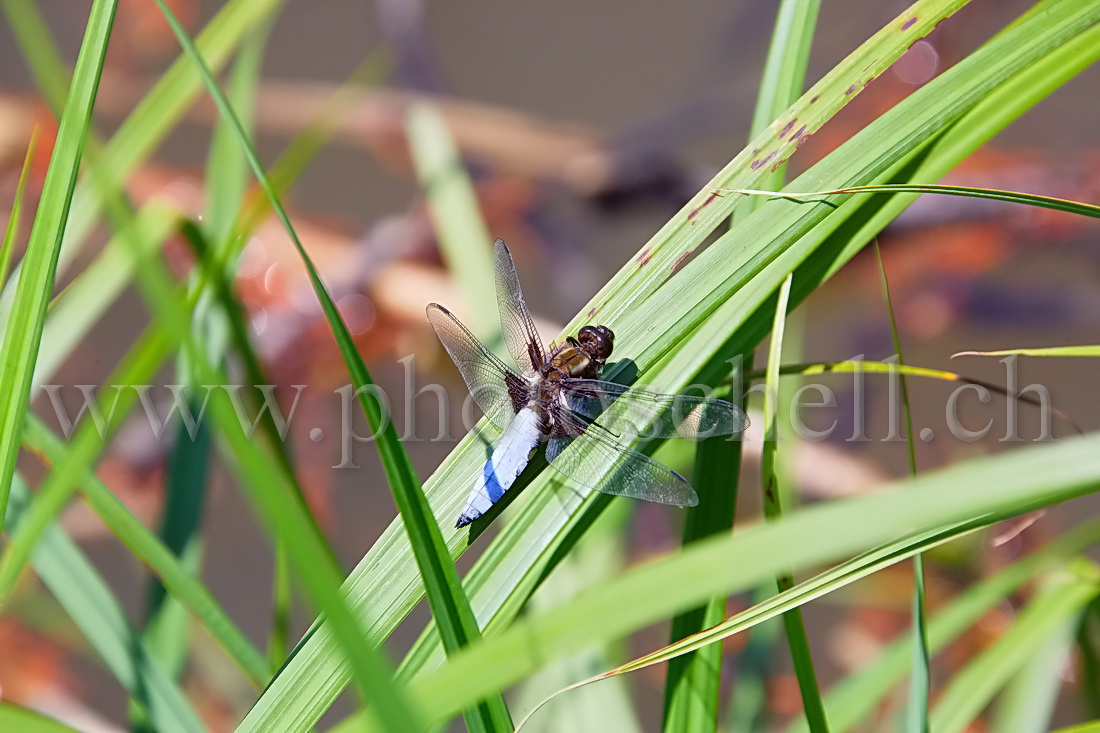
(578, 325, 615, 360)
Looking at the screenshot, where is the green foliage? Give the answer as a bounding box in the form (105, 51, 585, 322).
(0, 0, 1098, 731)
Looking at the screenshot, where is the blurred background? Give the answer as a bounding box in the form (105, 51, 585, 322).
(1, 0, 1098, 729)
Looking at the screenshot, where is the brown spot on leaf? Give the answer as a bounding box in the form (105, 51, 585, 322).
(845, 84, 858, 95)
(796, 132, 813, 149)
(637, 249, 652, 267)
(587, 307, 598, 318)
(751, 150, 779, 171)
(687, 191, 720, 222)
(901, 16, 918, 31)
(672, 251, 691, 272)
(790, 125, 807, 141)
(778, 120, 796, 139)
(810, 95, 819, 103)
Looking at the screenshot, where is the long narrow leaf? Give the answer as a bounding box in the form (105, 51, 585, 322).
(238, 4, 1100, 729)
(6, 478, 204, 732)
(384, 433, 1100, 727)
(930, 561, 1100, 733)
(0, 0, 116, 528)
(0, 127, 38, 287)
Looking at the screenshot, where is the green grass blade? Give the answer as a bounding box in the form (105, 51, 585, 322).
(724, 182, 1100, 218)
(0, 703, 75, 733)
(407, 102, 499, 341)
(990, 603, 1077, 733)
(6, 478, 205, 732)
(1052, 723, 1100, 733)
(1079, 598, 1100, 720)
(153, 3, 480, 729)
(761, 275, 828, 732)
(136, 24, 271, 682)
(378, 433, 1100, 726)
(727, 2, 819, 723)
(0, 127, 38, 288)
(788, 518, 1100, 731)
(930, 560, 1100, 733)
(404, 102, 515, 733)
(661, 380, 743, 731)
(0, 0, 117, 529)
(0, 0, 284, 316)
(528, 509, 1100, 724)
(874, 242, 929, 733)
(0, 328, 174, 601)
(240, 4, 1100, 729)
(588, 0, 970, 311)
(955, 345, 1100, 358)
(112, 183, 420, 730)
(737, 0, 820, 222)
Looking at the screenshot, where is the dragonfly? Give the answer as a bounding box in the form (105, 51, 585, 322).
(427, 239, 749, 528)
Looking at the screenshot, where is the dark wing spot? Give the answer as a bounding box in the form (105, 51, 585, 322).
(901, 16, 918, 31)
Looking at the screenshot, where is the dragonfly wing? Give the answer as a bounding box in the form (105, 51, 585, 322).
(426, 303, 527, 430)
(561, 379, 749, 440)
(494, 239, 545, 375)
(546, 413, 699, 508)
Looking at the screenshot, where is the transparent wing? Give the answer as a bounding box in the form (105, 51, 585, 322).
(426, 303, 527, 430)
(547, 413, 699, 508)
(494, 239, 545, 375)
(559, 378, 749, 441)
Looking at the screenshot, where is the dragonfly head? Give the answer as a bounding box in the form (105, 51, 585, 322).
(577, 325, 615, 364)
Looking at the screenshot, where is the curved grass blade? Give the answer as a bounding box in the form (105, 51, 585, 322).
(799, 520, 1100, 732)
(761, 275, 828, 732)
(0, 0, 117, 529)
(135, 27, 274, 717)
(523, 512, 1100, 731)
(675, 1, 818, 727)
(661, 380, 743, 732)
(874, 241, 929, 733)
(20, 414, 270, 687)
(735, 0, 820, 224)
(0, 703, 75, 733)
(6, 478, 205, 732)
(0, 126, 38, 288)
(152, 3, 505, 729)
(930, 560, 1100, 733)
(407, 102, 499, 341)
(954, 346, 1100, 358)
(0, 0, 285, 316)
(404, 103, 513, 731)
(243, 4, 1100, 730)
(370, 432, 1100, 728)
(716, 183, 1100, 219)
(0, 328, 173, 601)
(575, 0, 972, 319)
